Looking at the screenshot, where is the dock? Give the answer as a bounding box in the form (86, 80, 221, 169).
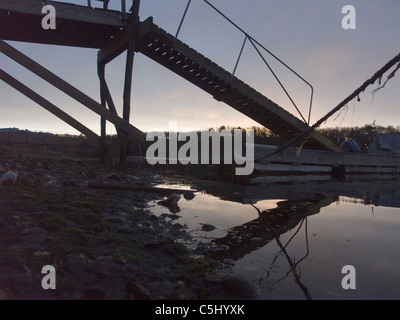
(0, 0, 343, 164)
(253, 144, 400, 177)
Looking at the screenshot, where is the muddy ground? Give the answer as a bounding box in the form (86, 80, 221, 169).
(0, 146, 258, 300)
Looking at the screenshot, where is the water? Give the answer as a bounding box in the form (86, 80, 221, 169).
(149, 177, 400, 300)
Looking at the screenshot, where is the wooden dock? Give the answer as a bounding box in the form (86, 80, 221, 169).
(253, 144, 400, 178)
(0, 0, 343, 158)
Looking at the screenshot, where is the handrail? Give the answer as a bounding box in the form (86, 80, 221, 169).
(174, 0, 191, 43)
(175, 0, 314, 124)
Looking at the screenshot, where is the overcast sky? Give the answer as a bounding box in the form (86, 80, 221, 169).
(1, 0, 399, 134)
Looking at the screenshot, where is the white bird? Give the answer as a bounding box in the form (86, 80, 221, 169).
(0, 170, 19, 187)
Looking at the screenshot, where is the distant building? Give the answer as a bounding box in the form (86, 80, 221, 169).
(0, 128, 19, 132)
(368, 133, 400, 155)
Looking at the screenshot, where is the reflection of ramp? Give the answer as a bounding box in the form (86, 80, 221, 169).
(210, 195, 336, 261)
(136, 18, 341, 152)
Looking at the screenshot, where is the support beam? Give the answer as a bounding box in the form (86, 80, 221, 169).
(0, 69, 100, 143)
(120, 0, 140, 166)
(0, 0, 124, 27)
(97, 61, 122, 137)
(0, 40, 144, 140)
(97, 27, 132, 65)
(98, 64, 108, 154)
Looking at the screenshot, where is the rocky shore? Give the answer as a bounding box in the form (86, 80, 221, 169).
(0, 146, 258, 300)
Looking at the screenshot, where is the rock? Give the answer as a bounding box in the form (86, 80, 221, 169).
(158, 193, 181, 212)
(41, 175, 60, 188)
(33, 251, 50, 258)
(36, 162, 44, 169)
(183, 192, 195, 200)
(201, 223, 217, 232)
(175, 281, 185, 289)
(149, 214, 158, 221)
(21, 228, 48, 247)
(223, 259, 235, 266)
(0, 170, 18, 187)
(160, 213, 180, 220)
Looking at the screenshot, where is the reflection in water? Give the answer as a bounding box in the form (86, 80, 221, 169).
(251, 201, 313, 300)
(151, 177, 400, 299)
(271, 220, 312, 300)
(210, 195, 337, 261)
(208, 196, 337, 300)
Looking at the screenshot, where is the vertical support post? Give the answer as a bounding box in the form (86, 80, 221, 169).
(98, 62, 107, 160)
(121, 0, 127, 21)
(119, 0, 140, 167)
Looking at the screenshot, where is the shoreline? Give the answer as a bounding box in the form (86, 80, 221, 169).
(0, 146, 257, 300)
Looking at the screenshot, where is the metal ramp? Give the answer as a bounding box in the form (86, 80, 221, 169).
(0, 0, 343, 154)
(135, 18, 342, 151)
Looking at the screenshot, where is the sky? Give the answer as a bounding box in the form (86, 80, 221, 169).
(1, 0, 399, 135)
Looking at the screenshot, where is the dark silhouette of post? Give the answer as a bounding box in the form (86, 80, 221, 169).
(120, 0, 140, 167)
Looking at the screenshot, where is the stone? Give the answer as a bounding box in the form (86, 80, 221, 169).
(175, 281, 185, 289)
(201, 223, 217, 232)
(158, 194, 181, 213)
(0, 170, 18, 187)
(223, 259, 235, 266)
(183, 192, 195, 200)
(33, 251, 50, 258)
(149, 214, 159, 221)
(21, 228, 48, 246)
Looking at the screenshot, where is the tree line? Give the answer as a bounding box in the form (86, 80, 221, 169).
(119, 124, 400, 155)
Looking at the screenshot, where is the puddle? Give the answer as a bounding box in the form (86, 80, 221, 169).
(148, 179, 400, 299)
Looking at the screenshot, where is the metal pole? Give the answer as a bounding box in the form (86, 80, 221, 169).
(174, 0, 192, 42)
(121, 0, 126, 21)
(231, 35, 247, 83)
